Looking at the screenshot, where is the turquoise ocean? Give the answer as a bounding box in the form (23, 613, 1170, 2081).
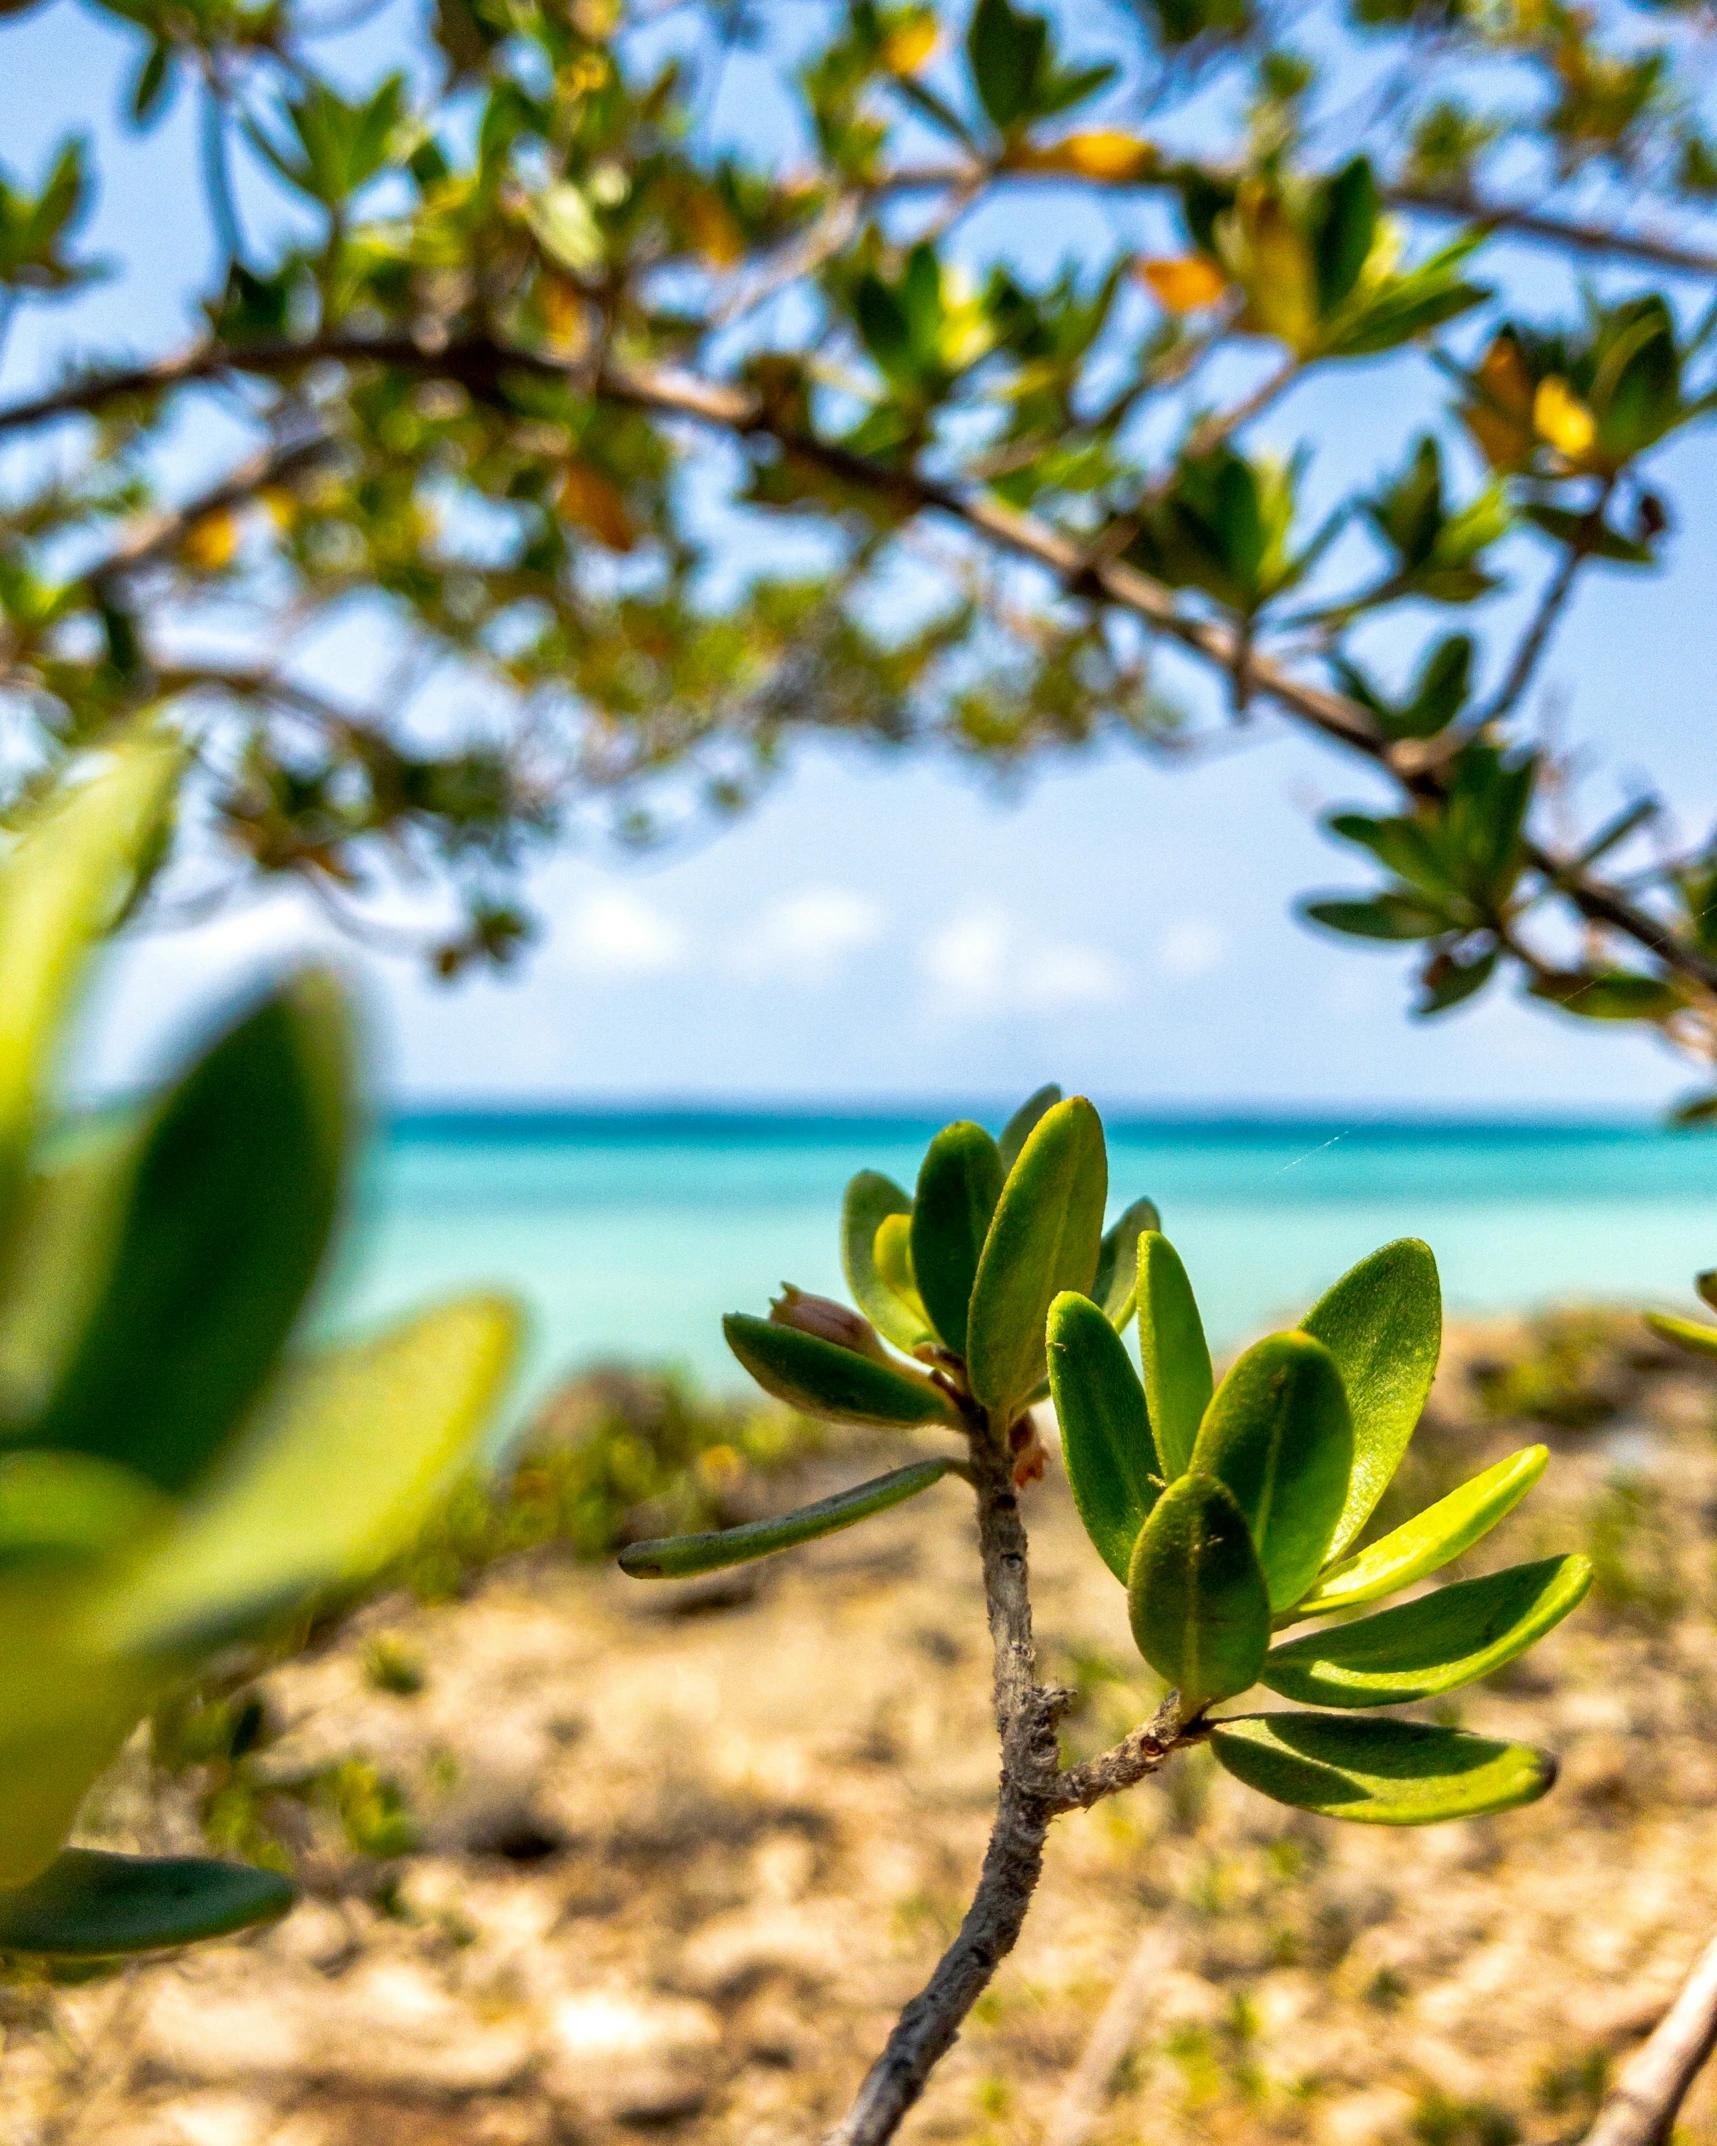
(328, 1111, 1717, 1411)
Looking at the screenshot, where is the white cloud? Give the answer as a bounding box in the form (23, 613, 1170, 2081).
(922, 906, 1126, 1016)
(1155, 918, 1229, 981)
(732, 886, 885, 983)
(564, 889, 686, 976)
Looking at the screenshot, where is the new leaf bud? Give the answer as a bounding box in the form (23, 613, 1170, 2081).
(770, 1285, 893, 1364)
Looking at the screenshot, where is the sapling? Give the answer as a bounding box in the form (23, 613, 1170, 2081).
(622, 1086, 1590, 2146)
(0, 734, 520, 1963)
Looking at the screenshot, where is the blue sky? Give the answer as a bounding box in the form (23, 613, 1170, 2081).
(7, 0, 1717, 1113)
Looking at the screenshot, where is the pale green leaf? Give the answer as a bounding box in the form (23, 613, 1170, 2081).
(841, 1171, 930, 1351)
(1302, 1239, 1442, 1560)
(618, 1458, 952, 1577)
(1291, 1445, 1547, 1620)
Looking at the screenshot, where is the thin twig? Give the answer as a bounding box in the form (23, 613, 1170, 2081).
(1482, 481, 1616, 727)
(1580, 1922, 1717, 2146)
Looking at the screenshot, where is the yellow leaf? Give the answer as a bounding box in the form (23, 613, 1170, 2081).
(540, 273, 590, 357)
(1461, 332, 1537, 472)
(1011, 131, 1157, 183)
(681, 186, 745, 269)
(881, 15, 938, 73)
(1139, 255, 1230, 313)
(1533, 375, 1598, 464)
(257, 487, 298, 534)
(180, 509, 240, 573)
(558, 462, 635, 551)
(1230, 184, 1319, 353)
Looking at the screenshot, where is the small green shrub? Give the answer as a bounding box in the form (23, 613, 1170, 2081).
(613, 1087, 1590, 2134)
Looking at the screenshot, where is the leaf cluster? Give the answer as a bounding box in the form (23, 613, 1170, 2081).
(0, 735, 519, 1961)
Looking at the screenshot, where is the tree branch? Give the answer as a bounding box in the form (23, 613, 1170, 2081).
(8, 332, 1716, 1001)
(1580, 1922, 1717, 2146)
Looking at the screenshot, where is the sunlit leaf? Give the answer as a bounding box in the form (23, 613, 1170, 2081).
(1646, 1309, 1717, 1360)
(0, 735, 180, 1220)
(618, 1458, 953, 1577)
(92, 1295, 522, 1658)
(1209, 1712, 1557, 1824)
(1191, 1331, 1351, 1611)
(1302, 1239, 1441, 1560)
(842, 1173, 930, 1352)
(1263, 1554, 1590, 1707)
(1291, 1445, 1548, 1619)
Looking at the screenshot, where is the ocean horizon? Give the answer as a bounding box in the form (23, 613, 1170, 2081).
(323, 1106, 1717, 1413)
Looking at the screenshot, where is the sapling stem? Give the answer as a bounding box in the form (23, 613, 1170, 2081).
(824, 1412, 1187, 2146)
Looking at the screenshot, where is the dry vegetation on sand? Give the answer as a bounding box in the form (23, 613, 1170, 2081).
(9, 1310, 1717, 2146)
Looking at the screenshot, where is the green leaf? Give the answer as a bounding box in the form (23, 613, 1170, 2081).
(0, 1449, 169, 1571)
(1644, 1310, 1717, 1361)
(92, 1294, 522, 1658)
(23, 973, 354, 1495)
(130, 41, 174, 125)
(1312, 157, 1377, 319)
(967, 0, 1049, 134)
(0, 735, 180, 1223)
(618, 1459, 952, 1578)
(1291, 1445, 1548, 1619)
(912, 1121, 1004, 1355)
(1302, 1239, 1442, 1560)
(1263, 1554, 1590, 1708)
(527, 182, 603, 275)
(723, 1314, 958, 1428)
(0, 1849, 294, 1956)
(1093, 1196, 1162, 1328)
(1301, 895, 1450, 942)
(1135, 1232, 1211, 1478)
(967, 1097, 1107, 1415)
(842, 1172, 931, 1351)
(1190, 1331, 1352, 1612)
(1048, 1290, 1160, 1582)
(998, 1083, 1061, 1173)
(1528, 970, 1685, 1021)
(873, 1212, 930, 1329)
(1127, 1472, 1271, 1711)
(1209, 1712, 1557, 1825)
(0, 1596, 156, 1889)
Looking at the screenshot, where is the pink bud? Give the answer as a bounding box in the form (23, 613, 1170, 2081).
(769, 1285, 891, 1363)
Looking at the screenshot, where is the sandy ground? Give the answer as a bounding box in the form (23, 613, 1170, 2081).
(9, 1313, 1717, 2146)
